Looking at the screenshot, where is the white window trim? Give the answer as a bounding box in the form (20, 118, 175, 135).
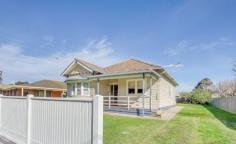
(83, 82, 90, 96)
(72, 82, 90, 96)
(126, 79, 144, 95)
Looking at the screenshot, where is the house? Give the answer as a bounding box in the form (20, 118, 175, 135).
(62, 58, 178, 111)
(0, 80, 67, 97)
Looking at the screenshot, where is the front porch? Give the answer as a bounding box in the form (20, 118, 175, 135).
(67, 72, 160, 116)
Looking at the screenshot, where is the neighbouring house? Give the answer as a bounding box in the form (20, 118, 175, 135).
(62, 58, 178, 111)
(0, 80, 67, 97)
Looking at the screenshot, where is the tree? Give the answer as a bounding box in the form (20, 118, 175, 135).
(216, 80, 236, 97)
(194, 78, 213, 92)
(15, 81, 29, 85)
(179, 92, 192, 103)
(191, 89, 212, 104)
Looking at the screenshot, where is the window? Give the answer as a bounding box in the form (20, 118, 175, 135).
(77, 82, 81, 96)
(127, 80, 144, 95)
(128, 81, 135, 94)
(68, 82, 90, 96)
(39, 91, 44, 97)
(137, 80, 143, 94)
(83, 82, 89, 96)
(46, 91, 52, 97)
(23, 90, 29, 96)
(67, 83, 75, 96)
(34, 91, 39, 97)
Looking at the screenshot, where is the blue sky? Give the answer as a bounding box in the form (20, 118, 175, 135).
(0, 0, 236, 91)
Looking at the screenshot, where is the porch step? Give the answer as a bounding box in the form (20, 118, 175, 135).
(104, 107, 153, 116)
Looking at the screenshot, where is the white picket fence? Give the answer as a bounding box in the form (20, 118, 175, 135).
(211, 96, 236, 114)
(0, 94, 103, 144)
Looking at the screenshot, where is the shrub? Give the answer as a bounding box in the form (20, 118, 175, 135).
(191, 89, 212, 104)
(179, 89, 212, 104)
(179, 92, 192, 103)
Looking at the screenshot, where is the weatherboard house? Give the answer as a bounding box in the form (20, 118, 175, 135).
(62, 58, 177, 111)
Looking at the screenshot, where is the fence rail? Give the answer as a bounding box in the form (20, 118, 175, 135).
(0, 94, 103, 144)
(211, 96, 236, 114)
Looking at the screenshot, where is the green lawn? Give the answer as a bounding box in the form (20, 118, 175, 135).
(104, 104, 236, 144)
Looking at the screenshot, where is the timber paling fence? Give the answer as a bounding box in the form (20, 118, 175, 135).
(0, 94, 103, 144)
(211, 96, 236, 114)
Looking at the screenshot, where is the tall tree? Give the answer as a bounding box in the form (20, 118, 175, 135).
(194, 78, 213, 92)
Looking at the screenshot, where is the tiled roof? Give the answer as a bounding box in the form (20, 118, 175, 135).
(104, 59, 162, 73)
(0, 80, 67, 90)
(0, 84, 13, 90)
(29, 80, 67, 89)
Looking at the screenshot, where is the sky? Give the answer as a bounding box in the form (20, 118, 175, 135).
(0, 0, 236, 91)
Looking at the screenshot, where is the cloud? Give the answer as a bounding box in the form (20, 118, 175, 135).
(0, 38, 119, 83)
(163, 63, 184, 68)
(165, 38, 235, 56)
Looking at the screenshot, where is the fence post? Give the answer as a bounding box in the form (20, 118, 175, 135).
(26, 94, 33, 144)
(93, 95, 103, 144)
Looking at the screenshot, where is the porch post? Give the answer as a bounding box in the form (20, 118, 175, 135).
(150, 77, 152, 111)
(142, 73, 145, 116)
(97, 78, 100, 95)
(44, 90, 47, 97)
(21, 88, 24, 96)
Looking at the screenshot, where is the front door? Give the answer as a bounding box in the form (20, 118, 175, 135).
(110, 84, 118, 103)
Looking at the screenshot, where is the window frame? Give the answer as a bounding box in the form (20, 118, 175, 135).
(82, 82, 90, 96)
(126, 79, 144, 95)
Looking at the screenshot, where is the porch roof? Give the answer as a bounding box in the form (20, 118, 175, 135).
(66, 69, 178, 86)
(66, 70, 159, 81)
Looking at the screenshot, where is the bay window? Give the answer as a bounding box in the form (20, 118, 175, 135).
(68, 82, 90, 96)
(83, 82, 89, 96)
(77, 82, 81, 95)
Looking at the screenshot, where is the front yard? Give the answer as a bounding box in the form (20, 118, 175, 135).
(104, 104, 236, 144)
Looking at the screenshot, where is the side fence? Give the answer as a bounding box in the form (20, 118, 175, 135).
(211, 96, 236, 114)
(0, 94, 103, 144)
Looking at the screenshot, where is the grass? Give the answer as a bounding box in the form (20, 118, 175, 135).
(104, 104, 236, 144)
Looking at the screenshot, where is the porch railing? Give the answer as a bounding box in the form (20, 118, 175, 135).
(103, 95, 151, 115)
